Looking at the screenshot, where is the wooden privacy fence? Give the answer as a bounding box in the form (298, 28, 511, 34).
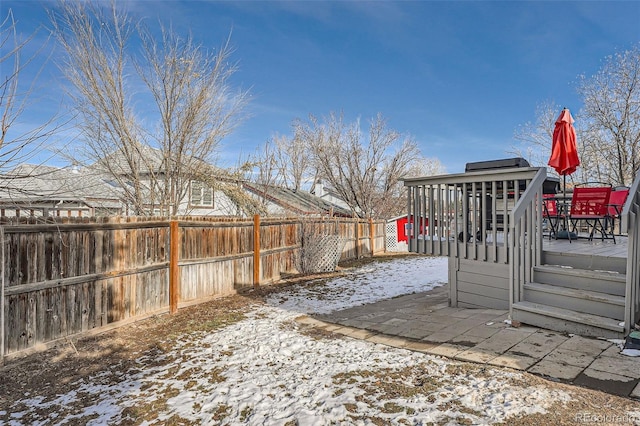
(0, 215, 386, 361)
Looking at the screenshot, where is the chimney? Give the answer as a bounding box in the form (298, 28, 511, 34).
(313, 181, 324, 197)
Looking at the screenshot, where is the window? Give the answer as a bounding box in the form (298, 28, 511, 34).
(405, 222, 413, 237)
(190, 181, 213, 207)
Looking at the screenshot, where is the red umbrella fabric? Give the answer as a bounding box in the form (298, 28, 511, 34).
(548, 108, 579, 176)
(548, 108, 579, 240)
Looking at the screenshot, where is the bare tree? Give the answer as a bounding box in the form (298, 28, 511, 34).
(1, 9, 61, 173)
(250, 114, 444, 219)
(244, 139, 280, 211)
(403, 156, 446, 178)
(577, 44, 640, 186)
(244, 129, 317, 214)
(511, 101, 605, 185)
(295, 112, 420, 219)
(272, 129, 316, 191)
(51, 1, 150, 214)
(515, 46, 640, 187)
(51, 1, 248, 216)
(137, 26, 249, 215)
(510, 100, 559, 167)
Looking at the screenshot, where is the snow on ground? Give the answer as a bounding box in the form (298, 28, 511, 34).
(5, 256, 583, 425)
(266, 255, 449, 314)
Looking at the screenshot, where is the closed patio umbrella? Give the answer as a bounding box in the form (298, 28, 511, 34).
(549, 108, 579, 176)
(548, 108, 580, 239)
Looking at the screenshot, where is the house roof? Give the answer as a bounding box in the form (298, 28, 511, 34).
(388, 215, 410, 222)
(0, 156, 351, 218)
(93, 144, 216, 178)
(243, 183, 353, 217)
(0, 164, 122, 208)
(92, 144, 166, 175)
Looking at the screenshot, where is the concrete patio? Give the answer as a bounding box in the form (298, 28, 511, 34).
(298, 284, 640, 399)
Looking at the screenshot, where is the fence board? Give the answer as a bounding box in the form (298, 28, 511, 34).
(20, 233, 28, 285)
(1, 216, 384, 359)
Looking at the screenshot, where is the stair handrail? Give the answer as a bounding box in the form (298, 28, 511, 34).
(621, 172, 640, 334)
(508, 167, 547, 318)
(621, 173, 640, 231)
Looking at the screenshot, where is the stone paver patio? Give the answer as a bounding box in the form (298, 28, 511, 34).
(298, 285, 640, 399)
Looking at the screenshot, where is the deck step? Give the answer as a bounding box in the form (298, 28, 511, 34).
(512, 301, 625, 339)
(543, 250, 627, 274)
(533, 265, 626, 296)
(524, 282, 625, 320)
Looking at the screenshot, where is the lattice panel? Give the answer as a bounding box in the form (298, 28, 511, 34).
(386, 222, 400, 251)
(305, 235, 348, 273)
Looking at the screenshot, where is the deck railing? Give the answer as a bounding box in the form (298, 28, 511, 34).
(404, 167, 542, 261)
(622, 173, 640, 334)
(404, 167, 545, 313)
(406, 166, 640, 333)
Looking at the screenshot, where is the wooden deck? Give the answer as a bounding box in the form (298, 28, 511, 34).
(404, 166, 640, 337)
(544, 235, 628, 259)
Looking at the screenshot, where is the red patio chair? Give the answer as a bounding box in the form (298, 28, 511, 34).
(606, 187, 630, 236)
(569, 186, 613, 243)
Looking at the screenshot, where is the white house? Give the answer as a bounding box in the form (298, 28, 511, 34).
(0, 158, 257, 218)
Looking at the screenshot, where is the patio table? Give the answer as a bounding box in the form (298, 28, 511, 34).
(550, 193, 579, 241)
(552, 194, 570, 219)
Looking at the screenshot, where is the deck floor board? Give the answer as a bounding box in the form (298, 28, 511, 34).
(543, 235, 627, 259)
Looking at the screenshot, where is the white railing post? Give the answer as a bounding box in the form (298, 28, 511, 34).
(622, 173, 640, 334)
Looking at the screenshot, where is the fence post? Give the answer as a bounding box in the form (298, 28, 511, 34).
(169, 220, 180, 314)
(355, 218, 360, 258)
(253, 214, 260, 287)
(369, 218, 374, 256)
(1, 226, 4, 365)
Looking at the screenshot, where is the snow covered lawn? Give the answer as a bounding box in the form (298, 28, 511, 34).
(265, 255, 449, 315)
(2, 255, 639, 425)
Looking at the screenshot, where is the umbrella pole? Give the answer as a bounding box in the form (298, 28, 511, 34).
(564, 174, 569, 239)
(557, 174, 576, 240)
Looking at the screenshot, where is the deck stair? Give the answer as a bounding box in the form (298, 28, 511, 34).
(512, 250, 627, 339)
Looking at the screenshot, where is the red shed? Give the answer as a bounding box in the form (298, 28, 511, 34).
(389, 215, 428, 243)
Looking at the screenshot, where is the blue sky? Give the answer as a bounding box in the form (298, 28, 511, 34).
(4, 0, 640, 173)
